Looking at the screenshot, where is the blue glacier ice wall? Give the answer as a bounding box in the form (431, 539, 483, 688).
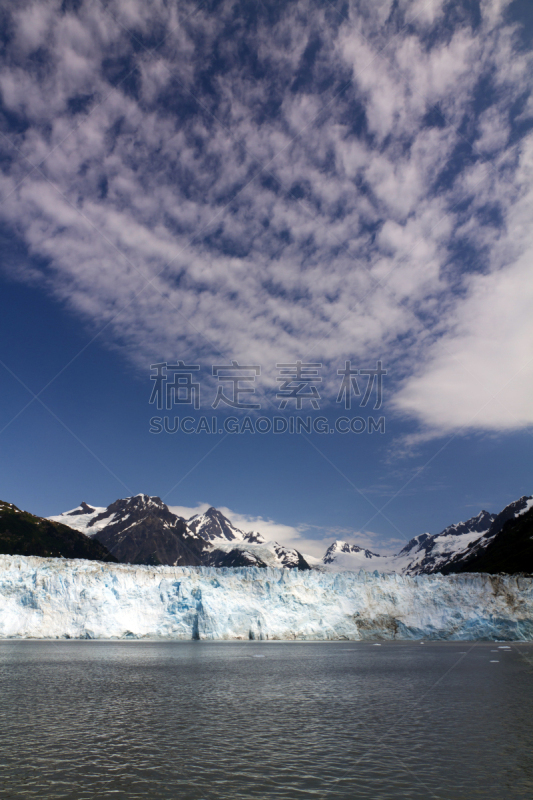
(0, 555, 532, 640)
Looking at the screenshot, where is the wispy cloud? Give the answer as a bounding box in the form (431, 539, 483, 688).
(1, 0, 532, 436)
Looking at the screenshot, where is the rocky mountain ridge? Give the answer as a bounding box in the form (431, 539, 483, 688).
(325, 496, 533, 575)
(50, 496, 312, 570)
(48, 492, 533, 575)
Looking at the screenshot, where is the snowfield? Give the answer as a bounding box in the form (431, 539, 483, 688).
(1, 555, 532, 641)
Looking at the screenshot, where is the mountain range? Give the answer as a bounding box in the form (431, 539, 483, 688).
(44, 492, 533, 576)
(1, 491, 531, 575)
(323, 496, 533, 575)
(49, 496, 313, 570)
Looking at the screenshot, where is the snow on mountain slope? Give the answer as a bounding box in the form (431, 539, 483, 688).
(50, 495, 179, 538)
(517, 498, 533, 516)
(242, 531, 267, 544)
(207, 540, 311, 570)
(186, 507, 246, 542)
(84, 495, 208, 567)
(183, 507, 309, 568)
(49, 502, 110, 535)
(322, 541, 397, 572)
(49, 498, 312, 570)
(440, 496, 533, 574)
(1, 555, 532, 641)
(444, 506, 533, 575)
(52, 495, 208, 567)
(49, 493, 532, 575)
(322, 498, 532, 575)
(400, 510, 496, 575)
(323, 542, 380, 564)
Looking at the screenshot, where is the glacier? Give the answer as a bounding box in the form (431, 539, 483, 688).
(1, 554, 532, 641)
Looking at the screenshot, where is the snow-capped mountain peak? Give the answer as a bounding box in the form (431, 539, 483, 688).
(437, 495, 533, 575)
(185, 508, 311, 568)
(401, 510, 496, 575)
(323, 541, 381, 564)
(321, 496, 532, 575)
(49, 493, 532, 576)
(49, 494, 175, 536)
(66, 501, 99, 516)
(187, 507, 246, 543)
(320, 540, 399, 572)
(49, 498, 312, 571)
(436, 509, 495, 540)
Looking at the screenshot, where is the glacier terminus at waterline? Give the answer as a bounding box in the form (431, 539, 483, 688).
(1, 555, 532, 641)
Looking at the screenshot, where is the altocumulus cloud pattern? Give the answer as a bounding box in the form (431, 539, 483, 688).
(0, 0, 532, 438)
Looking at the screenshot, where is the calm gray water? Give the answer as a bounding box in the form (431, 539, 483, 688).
(0, 640, 532, 800)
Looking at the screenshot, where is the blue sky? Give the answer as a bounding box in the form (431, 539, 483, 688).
(0, 0, 532, 558)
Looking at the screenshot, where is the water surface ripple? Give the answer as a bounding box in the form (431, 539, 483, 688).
(0, 641, 532, 799)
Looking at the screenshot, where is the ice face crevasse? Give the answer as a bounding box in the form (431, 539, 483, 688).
(1, 555, 532, 641)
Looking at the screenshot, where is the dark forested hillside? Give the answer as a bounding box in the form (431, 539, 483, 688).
(0, 501, 117, 562)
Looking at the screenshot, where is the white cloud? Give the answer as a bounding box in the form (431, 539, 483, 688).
(167, 501, 318, 553)
(393, 251, 533, 435)
(393, 132, 533, 435)
(0, 0, 531, 436)
(167, 502, 391, 558)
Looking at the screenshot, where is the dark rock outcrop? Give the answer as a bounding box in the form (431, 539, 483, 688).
(91, 495, 209, 566)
